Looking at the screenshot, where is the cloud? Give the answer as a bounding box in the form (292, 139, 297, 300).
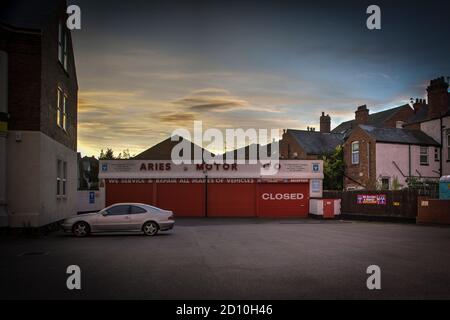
(158, 112, 197, 124)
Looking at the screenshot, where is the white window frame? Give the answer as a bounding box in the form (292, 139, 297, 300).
(57, 159, 62, 196)
(434, 148, 439, 162)
(420, 146, 429, 165)
(351, 141, 360, 164)
(62, 161, 67, 196)
(58, 21, 68, 70)
(381, 177, 390, 190)
(57, 159, 67, 197)
(57, 87, 68, 131)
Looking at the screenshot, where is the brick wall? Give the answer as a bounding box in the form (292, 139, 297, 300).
(40, 2, 78, 152)
(0, 27, 42, 131)
(0, 1, 78, 152)
(343, 126, 377, 189)
(279, 131, 319, 160)
(383, 105, 414, 128)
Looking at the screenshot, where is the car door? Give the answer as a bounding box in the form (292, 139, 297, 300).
(129, 205, 148, 230)
(95, 205, 132, 231)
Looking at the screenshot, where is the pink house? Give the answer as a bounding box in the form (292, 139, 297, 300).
(344, 125, 440, 190)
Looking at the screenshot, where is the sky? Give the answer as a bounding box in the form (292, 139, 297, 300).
(70, 0, 450, 157)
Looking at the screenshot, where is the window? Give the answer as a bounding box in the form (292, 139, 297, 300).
(420, 146, 429, 165)
(130, 206, 147, 214)
(58, 21, 68, 70)
(106, 205, 130, 216)
(381, 177, 390, 190)
(57, 88, 67, 131)
(57, 160, 67, 196)
(351, 141, 360, 164)
(63, 161, 67, 195)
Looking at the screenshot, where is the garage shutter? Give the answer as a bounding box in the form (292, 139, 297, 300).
(257, 183, 309, 217)
(156, 182, 205, 217)
(105, 182, 154, 207)
(207, 182, 256, 217)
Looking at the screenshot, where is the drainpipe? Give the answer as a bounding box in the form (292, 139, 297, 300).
(408, 145, 411, 180)
(440, 117, 443, 176)
(0, 51, 8, 227)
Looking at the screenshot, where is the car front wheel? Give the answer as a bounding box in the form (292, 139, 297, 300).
(73, 221, 90, 237)
(143, 222, 159, 236)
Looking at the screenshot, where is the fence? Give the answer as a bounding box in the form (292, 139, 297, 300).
(323, 189, 419, 219)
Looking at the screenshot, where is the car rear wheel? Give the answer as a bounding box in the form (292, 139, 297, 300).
(143, 221, 159, 236)
(73, 221, 90, 237)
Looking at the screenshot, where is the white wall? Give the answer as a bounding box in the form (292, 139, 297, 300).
(420, 116, 450, 176)
(376, 143, 440, 188)
(7, 131, 77, 227)
(442, 116, 450, 175)
(39, 132, 77, 226)
(421, 119, 441, 143)
(77, 188, 105, 213)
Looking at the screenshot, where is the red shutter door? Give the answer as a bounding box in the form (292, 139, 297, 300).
(207, 182, 256, 217)
(156, 182, 205, 217)
(105, 182, 154, 207)
(257, 183, 309, 217)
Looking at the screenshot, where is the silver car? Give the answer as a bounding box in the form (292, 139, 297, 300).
(62, 203, 175, 237)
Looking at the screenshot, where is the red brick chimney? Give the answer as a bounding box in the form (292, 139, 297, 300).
(412, 98, 426, 113)
(355, 105, 369, 124)
(320, 112, 331, 133)
(427, 77, 449, 118)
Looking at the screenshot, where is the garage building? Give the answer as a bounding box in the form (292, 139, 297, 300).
(99, 159, 323, 218)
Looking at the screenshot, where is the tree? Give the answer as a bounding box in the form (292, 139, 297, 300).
(99, 148, 115, 160)
(99, 148, 132, 160)
(322, 145, 345, 190)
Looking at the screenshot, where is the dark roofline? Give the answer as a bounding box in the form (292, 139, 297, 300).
(406, 112, 450, 125)
(287, 128, 342, 135)
(375, 140, 440, 147)
(0, 20, 41, 34)
(358, 125, 440, 147)
(332, 104, 411, 132)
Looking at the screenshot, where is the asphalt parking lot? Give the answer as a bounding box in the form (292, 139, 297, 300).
(1, 218, 450, 299)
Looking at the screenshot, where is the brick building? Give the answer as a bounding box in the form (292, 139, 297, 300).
(0, 0, 78, 227)
(280, 112, 344, 160)
(342, 77, 449, 190)
(332, 104, 414, 134)
(343, 125, 440, 190)
(404, 77, 450, 176)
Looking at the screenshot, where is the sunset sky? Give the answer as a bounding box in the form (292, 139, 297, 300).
(71, 0, 450, 157)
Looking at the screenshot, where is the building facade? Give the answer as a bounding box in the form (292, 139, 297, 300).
(0, 0, 78, 227)
(343, 125, 440, 190)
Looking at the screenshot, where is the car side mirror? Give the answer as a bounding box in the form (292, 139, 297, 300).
(101, 210, 107, 216)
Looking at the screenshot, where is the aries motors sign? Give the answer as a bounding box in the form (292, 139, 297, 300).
(99, 160, 324, 180)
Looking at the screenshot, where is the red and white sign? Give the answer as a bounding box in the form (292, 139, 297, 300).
(357, 194, 387, 205)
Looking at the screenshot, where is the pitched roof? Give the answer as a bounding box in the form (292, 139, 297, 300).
(359, 125, 440, 146)
(406, 95, 450, 124)
(332, 104, 411, 134)
(287, 129, 344, 155)
(133, 136, 207, 160)
(220, 143, 276, 160)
